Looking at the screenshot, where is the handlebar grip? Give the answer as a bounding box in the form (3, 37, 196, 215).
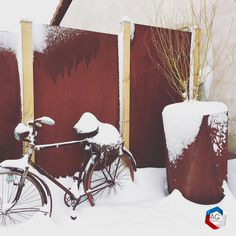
(35, 116, 55, 126)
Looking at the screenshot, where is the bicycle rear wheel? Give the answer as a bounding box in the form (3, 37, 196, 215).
(0, 170, 44, 227)
(84, 154, 135, 206)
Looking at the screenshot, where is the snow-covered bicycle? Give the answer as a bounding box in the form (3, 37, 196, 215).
(0, 112, 136, 226)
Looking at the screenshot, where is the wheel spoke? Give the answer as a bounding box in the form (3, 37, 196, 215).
(8, 214, 18, 225)
(84, 155, 134, 206)
(113, 157, 121, 180)
(0, 170, 44, 227)
(17, 192, 41, 205)
(90, 180, 108, 190)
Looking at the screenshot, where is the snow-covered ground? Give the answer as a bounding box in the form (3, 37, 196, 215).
(1, 160, 236, 235)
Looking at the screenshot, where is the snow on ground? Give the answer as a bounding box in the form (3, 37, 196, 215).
(2, 160, 236, 235)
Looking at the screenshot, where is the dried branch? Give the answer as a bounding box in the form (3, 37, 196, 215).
(148, 0, 232, 101)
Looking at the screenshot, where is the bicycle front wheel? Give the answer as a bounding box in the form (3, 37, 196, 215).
(84, 154, 135, 206)
(0, 169, 44, 227)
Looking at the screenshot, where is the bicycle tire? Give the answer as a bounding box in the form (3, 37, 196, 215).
(84, 153, 135, 206)
(0, 169, 45, 227)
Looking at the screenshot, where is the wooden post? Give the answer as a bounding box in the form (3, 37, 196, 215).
(21, 21, 35, 161)
(193, 28, 201, 99)
(120, 20, 131, 149)
(189, 27, 201, 100)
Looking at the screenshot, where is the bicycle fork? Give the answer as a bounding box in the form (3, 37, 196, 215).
(14, 167, 29, 199)
(2, 167, 29, 214)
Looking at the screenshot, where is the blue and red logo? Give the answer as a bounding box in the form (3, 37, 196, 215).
(205, 206, 226, 230)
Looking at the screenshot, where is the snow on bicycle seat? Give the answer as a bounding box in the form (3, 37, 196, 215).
(74, 112, 122, 145)
(87, 122, 122, 146)
(74, 112, 99, 139)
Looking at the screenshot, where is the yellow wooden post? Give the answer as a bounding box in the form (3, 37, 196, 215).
(21, 21, 35, 161)
(193, 28, 201, 99)
(120, 20, 131, 149)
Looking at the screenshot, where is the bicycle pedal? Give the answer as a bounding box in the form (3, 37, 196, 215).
(70, 208, 79, 220)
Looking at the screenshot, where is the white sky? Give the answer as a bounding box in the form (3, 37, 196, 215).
(0, 0, 60, 32)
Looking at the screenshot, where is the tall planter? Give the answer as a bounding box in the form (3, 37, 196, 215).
(162, 101, 228, 204)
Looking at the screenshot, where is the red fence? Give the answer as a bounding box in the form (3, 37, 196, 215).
(0, 24, 190, 177)
(0, 32, 21, 162)
(130, 24, 190, 167)
(33, 25, 119, 176)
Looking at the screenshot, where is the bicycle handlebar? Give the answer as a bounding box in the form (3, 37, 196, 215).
(35, 116, 55, 126)
(28, 116, 55, 127)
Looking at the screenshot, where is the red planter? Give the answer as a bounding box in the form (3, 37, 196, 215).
(163, 101, 228, 204)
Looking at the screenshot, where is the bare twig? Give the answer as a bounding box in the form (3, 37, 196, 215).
(148, 0, 232, 101)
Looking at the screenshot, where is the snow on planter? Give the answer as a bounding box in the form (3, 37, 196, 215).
(162, 101, 228, 164)
(208, 112, 228, 156)
(162, 101, 228, 204)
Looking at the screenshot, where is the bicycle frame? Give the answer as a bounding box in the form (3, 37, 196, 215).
(0, 117, 137, 226)
(16, 138, 116, 211)
(20, 139, 91, 207)
(8, 118, 135, 215)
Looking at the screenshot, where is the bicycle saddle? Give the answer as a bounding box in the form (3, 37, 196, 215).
(74, 112, 99, 138)
(74, 112, 122, 145)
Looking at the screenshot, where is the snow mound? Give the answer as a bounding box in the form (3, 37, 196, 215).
(2, 162, 236, 235)
(87, 123, 122, 146)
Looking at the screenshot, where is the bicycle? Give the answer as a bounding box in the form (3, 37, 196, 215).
(0, 113, 136, 227)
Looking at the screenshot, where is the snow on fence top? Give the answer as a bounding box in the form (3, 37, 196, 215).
(33, 23, 86, 53)
(162, 101, 228, 164)
(0, 31, 17, 53)
(33, 23, 47, 53)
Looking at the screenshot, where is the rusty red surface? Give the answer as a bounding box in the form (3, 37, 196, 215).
(0, 46, 21, 162)
(165, 115, 227, 204)
(33, 25, 119, 177)
(130, 24, 190, 168)
(51, 0, 73, 26)
(33, 24, 191, 176)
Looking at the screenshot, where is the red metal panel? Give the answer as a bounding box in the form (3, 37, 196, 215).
(130, 24, 190, 168)
(0, 34, 21, 162)
(33, 25, 119, 177)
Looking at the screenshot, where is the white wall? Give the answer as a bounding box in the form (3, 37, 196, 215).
(61, 0, 236, 154)
(61, 0, 203, 34)
(209, 1, 236, 154)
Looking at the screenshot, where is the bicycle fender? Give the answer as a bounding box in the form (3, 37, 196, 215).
(84, 154, 98, 172)
(123, 147, 137, 171)
(29, 172, 53, 217)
